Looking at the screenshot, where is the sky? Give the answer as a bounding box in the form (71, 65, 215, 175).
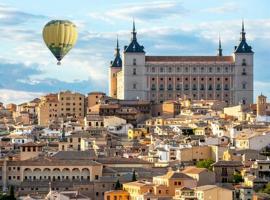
(0, 0, 270, 104)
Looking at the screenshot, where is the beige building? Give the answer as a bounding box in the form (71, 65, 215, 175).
(86, 92, 106, 112)
(182, 167, 215, 186)
(109, 21, 254, 106)
(123, 170, 196, 200)
(194, 185, 233, 200)
(37, 91, 85, 126)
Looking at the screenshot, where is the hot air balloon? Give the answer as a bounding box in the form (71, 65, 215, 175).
(42, 20, 78, 65)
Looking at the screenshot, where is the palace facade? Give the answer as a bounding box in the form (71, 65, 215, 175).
(109, 21, 254, 106)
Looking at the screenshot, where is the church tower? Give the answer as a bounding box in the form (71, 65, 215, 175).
(109, 37, 122, 98)
(233, 21, 254, 105)
(122, 20, 147, 100)
(257, 94, 267, 116)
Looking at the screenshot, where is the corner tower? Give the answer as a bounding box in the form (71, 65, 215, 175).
(233, 20, 254, 105)
(109, 37, 122, 98)
(122, 20, 147, 100)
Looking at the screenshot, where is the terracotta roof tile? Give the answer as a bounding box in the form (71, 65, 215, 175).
(146, 56, 234, 63)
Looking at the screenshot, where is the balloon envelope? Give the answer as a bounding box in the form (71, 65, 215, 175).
(42, 20, 78, 64)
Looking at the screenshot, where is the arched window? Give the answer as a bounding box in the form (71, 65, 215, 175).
(133, 68, 136, 75)
(133, 58, 136, 65)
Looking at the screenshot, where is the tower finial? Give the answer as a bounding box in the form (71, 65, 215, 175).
(131, 18, 137, 41)
(217, 33, 223, 56)
(133, 18, 136, 33)
(116, 35, 119, 50)
(241, 19, 246, 41)
(115, 35, 120, 56)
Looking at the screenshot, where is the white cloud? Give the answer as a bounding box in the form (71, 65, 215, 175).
(88, 1, 187, 23)
(0, 89, 44, 104)
(201, 2, 238, 14)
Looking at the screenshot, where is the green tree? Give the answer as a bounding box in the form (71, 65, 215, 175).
(260, 183, 270, 194)
(115, 180, 122, 190)
(196, 159, 214, 171)
(233, 171, 244, 184)
(132, 170, 137, 181)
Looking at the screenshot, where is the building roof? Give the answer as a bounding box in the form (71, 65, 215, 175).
(212, 160, 243, 167)
(6, 156, 101, 166)
(234, 21, 253, 54)
(157, 170, 194, 180)
(182, 167, 209, 174)
(124, 21, 145, 53)
(145, 56, 234, 63)
(53, 150, 97, 160)
(111, 37, 122, 68)
(96, 157, 151, 165)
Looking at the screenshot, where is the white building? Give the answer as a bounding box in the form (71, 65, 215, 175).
(109, 21, 254, 106)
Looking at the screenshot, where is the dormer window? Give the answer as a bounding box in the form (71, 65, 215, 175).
(133, 58, 136, 65)
(242, 59, 246, 66)
(133, 68, 136, 75)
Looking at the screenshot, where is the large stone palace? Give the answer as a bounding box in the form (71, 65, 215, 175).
(109, 21, 254, 105)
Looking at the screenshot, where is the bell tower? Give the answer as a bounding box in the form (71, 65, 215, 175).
(109, 37, 122, 98)
(233, 20, 254, 105)
(122, 20, 147, 100)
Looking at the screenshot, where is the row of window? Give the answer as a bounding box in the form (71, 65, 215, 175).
(147, 66, 233, 73)
(151, 93, 230, 101)
(150, 77, 230, 81)
(151, 84, 230, 91)
(60, 97, 83, 101)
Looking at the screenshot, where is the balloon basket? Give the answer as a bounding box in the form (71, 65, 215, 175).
(57, 61, 61, 65)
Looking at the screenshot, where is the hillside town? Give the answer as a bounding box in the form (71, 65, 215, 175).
(0, 3, 269, 198)
(1, 90, 270, 199)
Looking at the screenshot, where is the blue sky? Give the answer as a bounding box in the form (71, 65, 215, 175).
(0, 0, 270, 104)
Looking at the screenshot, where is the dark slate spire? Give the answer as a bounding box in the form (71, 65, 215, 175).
(110, 36, 122, 68)
(124, 20, 145, 53)
(132, 19, 137, 41)
(217, 34, 223, 56)
(241, 20, 246, 41)
(234, 20, 253, 53)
